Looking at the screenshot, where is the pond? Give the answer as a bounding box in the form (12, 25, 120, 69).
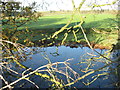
(7, 43, 119, 89)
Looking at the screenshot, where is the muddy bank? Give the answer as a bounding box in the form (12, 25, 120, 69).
(33, 40, 112, 50)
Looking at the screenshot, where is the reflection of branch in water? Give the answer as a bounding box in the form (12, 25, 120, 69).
(40, 51, 52, 64)
(50, 47, 60, 57)
(87, 52, 97, 56)
(0, 75, 13, 89)
(1, 38, 120, 89)
(82, 72, 108, 86)
(61, 60, 119, 88)
(1, 59, 79, 89)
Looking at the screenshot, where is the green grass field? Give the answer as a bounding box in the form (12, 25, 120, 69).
(19, 12, 117, 30)
(17, 11, 119, 48)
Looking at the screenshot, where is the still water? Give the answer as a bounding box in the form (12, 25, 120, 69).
(10, 45, 119, 88)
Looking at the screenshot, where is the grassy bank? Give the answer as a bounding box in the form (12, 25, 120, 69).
(19, 11, 117, 30)
(17, 11, 118, 48)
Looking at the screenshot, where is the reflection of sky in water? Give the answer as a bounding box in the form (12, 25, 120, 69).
(21, 46, 117, 88)
(23, 46, 107, 69)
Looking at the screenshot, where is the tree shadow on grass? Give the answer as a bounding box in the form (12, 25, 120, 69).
(29, 17, 118, 41)
(19, 17, 66, 30)
(20, 17, 119, 44)
(83, 18, 118, 29)
(50, 17, 118, 33)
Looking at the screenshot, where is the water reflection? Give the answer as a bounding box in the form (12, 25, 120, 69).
(2, 40, 120, 88)
(20, 45, 118, 88)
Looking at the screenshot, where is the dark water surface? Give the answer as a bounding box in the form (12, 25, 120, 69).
(14, 45, 118, 88)
(4, 44, 119, 89)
